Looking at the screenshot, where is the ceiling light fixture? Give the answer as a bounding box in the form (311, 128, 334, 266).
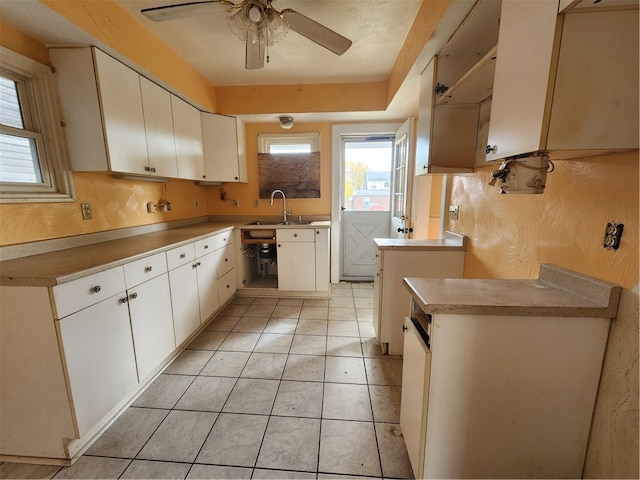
(279, 116, 294, 129)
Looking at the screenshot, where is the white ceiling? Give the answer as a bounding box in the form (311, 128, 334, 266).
(0, 0, 438, 123)
(117, 0, 423, 87)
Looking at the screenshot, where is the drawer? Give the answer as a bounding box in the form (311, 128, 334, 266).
(166, 243, 196, 270)
(124, 252, 168, 288)
(212, 230, 233, 250)
(216, 244, 235, 278)
(52, 266, 126, 319)
(277, 228, 315, 242)
(195, 231, 233, 257)
(217, 268, 236, 305)
(194, 235, 216, 257)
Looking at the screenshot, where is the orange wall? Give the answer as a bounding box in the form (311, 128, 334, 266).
(0, 173, 209, 246)
(448, 150, 638, 289)
(208, 122, 333, 217)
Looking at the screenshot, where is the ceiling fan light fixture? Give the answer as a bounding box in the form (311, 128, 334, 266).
(248, 4, 262, 23)
(279, 116, 294, 129)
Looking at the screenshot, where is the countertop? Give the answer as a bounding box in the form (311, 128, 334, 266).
(373, 231, 467, 251)
(0, 222, 234, 287)
(403, 264, 621, 318)
(0, 220, 330, 287)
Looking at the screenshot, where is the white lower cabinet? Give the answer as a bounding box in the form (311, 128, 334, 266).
(57, 293, 139, 438)
(195, 250, 219, 323)
(168, 260, 201, 347)
(277, 229, 316, 292)
(126, 273, 175, 381)
(373, 240, 465, 355)
(0, 227, 237, 463)
(400, 316, 431, 478)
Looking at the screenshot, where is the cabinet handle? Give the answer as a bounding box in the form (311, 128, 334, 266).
(486, 144, 498, 155)
(144, 266, 152, 273)
(119, 296, 128, 304)
(91, 285, 101, 293)
(223, 237, 227, 242)
(224, 258, 228, 262)
(150, 167, 156, 173)
(423, 165, 427, 170)
(402, 325, 408, 332)
(294, 233, 298, 238)
(180, 253, 186, 259)
(226, 284, 230, 289)
(129, 292, 138, 300)
(204, 245, 209, 249)
(144, 166, 151, 172)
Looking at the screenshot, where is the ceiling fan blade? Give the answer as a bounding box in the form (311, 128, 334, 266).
(280, 9, 351, 55)
(141, 0, 234, 22)
(245, 28, 265, 69)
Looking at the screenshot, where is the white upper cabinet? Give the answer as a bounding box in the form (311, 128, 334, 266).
(51, 47, 150, 175)
(486, 1, 638, 161)
(485, 0, 560, 161)
(414, 0, 500, 174)
(172, 95, 205, 181)
(201, 113, 247, 182)
(140, 77, 178, 178)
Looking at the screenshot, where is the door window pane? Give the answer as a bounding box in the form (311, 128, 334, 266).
(343, 138, 392, 212)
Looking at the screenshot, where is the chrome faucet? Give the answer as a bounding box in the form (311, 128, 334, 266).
(269, 189, 291, 223)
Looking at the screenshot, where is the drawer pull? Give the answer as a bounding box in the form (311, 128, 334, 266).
(129, 292, 138, 300)
(180, 253, 186, 259)
(225, 258, 228, 262)
(226, 284, 230, 289)
(119, 296, 128, 304)
(294, 233, 298, 237)
(144, 266, 153, 273)
(204, 245, 209, 249)
(91, 285, 101, 293)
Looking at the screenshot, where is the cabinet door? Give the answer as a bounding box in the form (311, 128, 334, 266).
(414, 59, 436, 176)
(277, 241, 316, 291)
(546, 9, 638, 151)
(314, 228, 330, 292)
(171, 95, 204, 180)
(127, 273, 175, 381)
(140, 77, 177, 178)
(168, 262, 201, 346)
(372, 252, 382, 340)
(400, 317, 431, 479)
(94, 49, 149, 174)
(201, 113, 241, 182)
(485, 0, 559, 161)
(57, 294, 138, 437)
(196, 252, 220, 323)
(218, 268, 236, 306)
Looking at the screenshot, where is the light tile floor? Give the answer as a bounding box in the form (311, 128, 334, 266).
(0, 283, 413, 480)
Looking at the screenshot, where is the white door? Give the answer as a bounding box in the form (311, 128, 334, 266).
(390, 118, 414, 238)
(340, 136, 393, 280)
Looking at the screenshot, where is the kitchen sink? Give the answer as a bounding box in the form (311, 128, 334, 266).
(244, 220, 313, 226)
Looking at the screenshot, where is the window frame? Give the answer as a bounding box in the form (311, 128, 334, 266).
(0, 46, 75, 203)
(258, 132, 320, 154)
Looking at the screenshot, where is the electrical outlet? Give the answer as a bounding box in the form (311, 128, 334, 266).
(254, 199, 259, 208)
(603, 222, 624, 250)
(449, 205, 459, 220)
(80, 203, 92, 220)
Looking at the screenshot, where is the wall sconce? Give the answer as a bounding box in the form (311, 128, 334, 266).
(279, 116, 294, 129)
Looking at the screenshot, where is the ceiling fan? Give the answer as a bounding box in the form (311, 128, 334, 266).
(141, 0, 352, 69)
